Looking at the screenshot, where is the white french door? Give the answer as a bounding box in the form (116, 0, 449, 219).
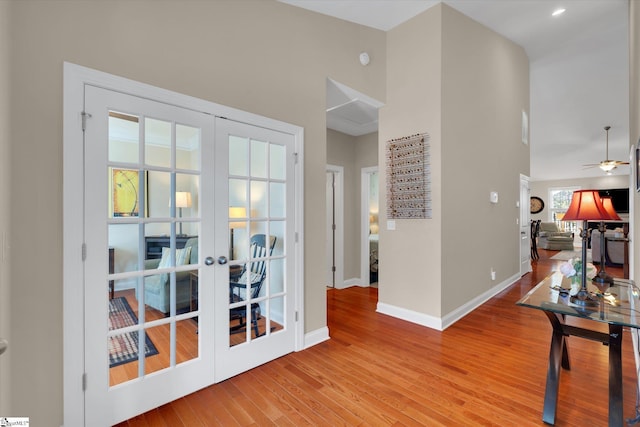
(214, 118, 296, 381)
(81, 86, 297, 425)
(84, 86, 217, 425)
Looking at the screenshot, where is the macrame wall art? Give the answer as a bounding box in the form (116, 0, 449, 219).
(386, 132, 431, 219)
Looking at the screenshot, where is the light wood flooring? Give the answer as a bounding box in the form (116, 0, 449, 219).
(115, 250, 638, 426)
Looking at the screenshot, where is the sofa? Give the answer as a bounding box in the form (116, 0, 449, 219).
(591, 229, 626, 265)
(537, 222, 575, 251)
(138, 237, 198, 314)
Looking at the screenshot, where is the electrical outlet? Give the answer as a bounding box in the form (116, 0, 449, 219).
(491, 269, 496, 281)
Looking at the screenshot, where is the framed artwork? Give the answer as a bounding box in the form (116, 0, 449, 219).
(111, 168, 147, 217)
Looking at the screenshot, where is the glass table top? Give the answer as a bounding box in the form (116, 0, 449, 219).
(516, 271, 640, 329)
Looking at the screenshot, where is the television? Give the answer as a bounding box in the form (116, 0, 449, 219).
(598, 188, 629, 214)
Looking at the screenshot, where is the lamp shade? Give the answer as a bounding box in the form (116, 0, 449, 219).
(562, 190, 613, 221)
(600, 196, 622, 221)
(229, 206, 247, 229)
(175, 191, 192, 208)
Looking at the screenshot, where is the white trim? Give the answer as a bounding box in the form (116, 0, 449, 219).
(361, 166, 378, 286)
(63, 62, 305, 425)
(303, 326, 330, 349)
(326, 165, 344, 288)
(440, 273, 520, 329)
(338, 278, 364, 289)
(376, 273, 520, 331)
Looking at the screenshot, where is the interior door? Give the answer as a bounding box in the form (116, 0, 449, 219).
(83, 85, 217, 425)
(520, 175, 532, 276)
(214, 118, 296, 381)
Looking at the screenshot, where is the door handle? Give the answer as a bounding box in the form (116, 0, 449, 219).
(0, 338, 7, 356)
(217, 256, 228, 265)
(204, 256, 215, 266)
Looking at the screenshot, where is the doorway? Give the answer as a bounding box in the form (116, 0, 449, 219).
(361, 167, 379, 286)
(520, 174, 531, 276)
(326, 165, 344, 288)
(63, 63, 303, 426)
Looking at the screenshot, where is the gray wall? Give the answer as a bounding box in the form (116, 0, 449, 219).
(530, 175, 630, 223)
(7, 1, 386, 424)
(0, 0, 11, 416)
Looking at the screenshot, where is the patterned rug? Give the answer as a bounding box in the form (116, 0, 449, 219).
(108, 297, 158, 368)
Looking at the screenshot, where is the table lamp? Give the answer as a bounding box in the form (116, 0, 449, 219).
(175, 191, 192, 236)
(561, 190, 616, 306)
(592, 196, 621, 287)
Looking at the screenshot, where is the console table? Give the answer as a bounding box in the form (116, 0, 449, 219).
(517, 272, 639, 426)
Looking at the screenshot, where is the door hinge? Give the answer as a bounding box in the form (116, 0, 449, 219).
(295, 232, 298, 243)
(293, 152, 298, 164)
(81, 111, 92, 131)
(82, 373, 87, 391)
(332, 266, 336, 272)
(82, 243, 87, 261)
(295, 311, 299, 322)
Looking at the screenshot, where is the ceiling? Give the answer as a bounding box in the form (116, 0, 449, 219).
(280, 0, 630, 182)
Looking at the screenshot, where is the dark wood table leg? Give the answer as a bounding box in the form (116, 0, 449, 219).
(543, 312, 569, 425)
(608, 324, 623, 427)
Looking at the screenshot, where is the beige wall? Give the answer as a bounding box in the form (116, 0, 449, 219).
(440, 5, 529, 314)
(327, 129, 378, 283)
(631, 0, 640, 287)
(530, 175, 630, 223)
(0, 0, 11, 416)
(380, 4, 529, 319)
(380, 4, 443, 315)
(7, 1, 386, 423)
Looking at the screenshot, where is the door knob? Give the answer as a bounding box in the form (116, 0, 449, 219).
(217, 256, 228, 265)
(0, 338, 7, 356)
(205, 256, 215, 266)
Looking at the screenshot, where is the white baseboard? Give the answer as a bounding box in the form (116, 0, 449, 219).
(333, 277, 372, 289)
(303, 326, 330, 349)
(377, 273, 520, 331)
(441, 273, 519, 329)
(377, 302, 443, 330)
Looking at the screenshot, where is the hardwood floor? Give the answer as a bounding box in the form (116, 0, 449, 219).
(115, 250, 638, 426)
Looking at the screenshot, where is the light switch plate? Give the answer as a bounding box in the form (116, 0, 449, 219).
(387, 220, 396, 230)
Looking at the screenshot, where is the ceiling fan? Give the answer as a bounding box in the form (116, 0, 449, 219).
(583, 125, 629, 173)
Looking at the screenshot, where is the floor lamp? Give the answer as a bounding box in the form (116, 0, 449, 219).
(593, 196, 621, 286)
(561, 189, 616, 306)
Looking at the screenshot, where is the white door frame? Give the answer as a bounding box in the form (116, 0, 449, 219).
(326, 165, 344, 288)
(63, 62, 305, 426)
(361, 167, 378, 286)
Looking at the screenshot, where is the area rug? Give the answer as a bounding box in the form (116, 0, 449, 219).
(550, 250, 592, 262)
(108, 297, 158, 368)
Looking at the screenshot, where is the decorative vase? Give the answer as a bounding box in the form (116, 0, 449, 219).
(570, 276, 581, 296)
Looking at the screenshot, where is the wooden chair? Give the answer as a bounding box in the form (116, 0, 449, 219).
(229, 234, 276, 337)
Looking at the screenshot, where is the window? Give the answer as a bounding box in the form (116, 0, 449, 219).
(548, 187, 579, 233)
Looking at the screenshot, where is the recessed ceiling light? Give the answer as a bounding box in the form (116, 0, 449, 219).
(552, 8, 566, 17)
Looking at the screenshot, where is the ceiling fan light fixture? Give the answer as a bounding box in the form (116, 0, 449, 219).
(599, 160, 617, 172)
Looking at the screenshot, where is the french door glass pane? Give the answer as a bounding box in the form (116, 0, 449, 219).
(227, 134, 286, 349)
(145, 118, 171, 168)
(108, 112, 139, 164)
(108, 111, 201, 388)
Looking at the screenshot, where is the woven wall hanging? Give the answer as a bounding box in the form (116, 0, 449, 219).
(386, 133, 431, 219)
